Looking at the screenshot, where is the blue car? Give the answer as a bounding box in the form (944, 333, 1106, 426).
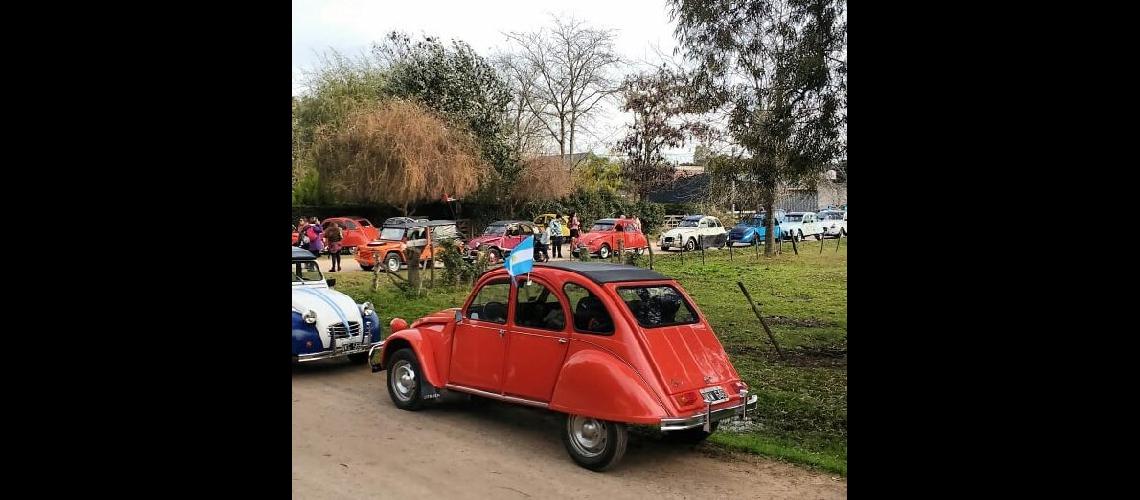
(727, 211, 785, 246)
(292, 247, 382, 363)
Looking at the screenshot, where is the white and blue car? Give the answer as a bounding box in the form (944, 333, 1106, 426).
(292, 247, 381, 363)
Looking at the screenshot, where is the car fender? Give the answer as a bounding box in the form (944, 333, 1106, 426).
(292, 311, 324, 355)
(379, 328, 446, 388)
(549, 348, 667, 425)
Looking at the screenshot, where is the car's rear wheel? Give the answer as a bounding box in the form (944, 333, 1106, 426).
(814, 233, 822, 241)
(561, 414, 628, 471)
(360, 265, 374, 272)
(384, 253, 402, 273)
(598, 244, 611, 259)
(387, 348, 424, 411)
(684, 238, 697, 252)
(664, 421, 719, 444)
(487, 248, 502, 263)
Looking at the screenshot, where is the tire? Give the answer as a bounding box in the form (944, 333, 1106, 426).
(488, 248, 502, 264)
(841, 228, 847, 237)
(386, 348, 424, 411)
(561, 414, 629, 471)
(360, 265, 374, 272)
(684, 238, 697, 252)
(347, 352, 368, 364)
(664, 421, 719, 444)
(599, 244, 611, 259)
(384, 253, 402, 273)
(814, 233, 822, 241)
(793, 232, 801, 242)
(422, 258, 435, 269)
(634, 247, 644, 256)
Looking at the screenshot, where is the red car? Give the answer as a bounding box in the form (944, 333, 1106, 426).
(292, 217, 379, 249)
(464, 220, 538, 263)
(572, 217, 649, 260)
(367, 261, 758, 471)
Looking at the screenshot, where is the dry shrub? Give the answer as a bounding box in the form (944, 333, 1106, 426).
(314, 99, 488, 213)
(513, 156, 572, 203)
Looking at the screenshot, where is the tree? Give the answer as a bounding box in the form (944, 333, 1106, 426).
(692, 144, 712, 166)
(313, 100, 488, 215)
(669, 0, 847, 255)
(507, 156, 573, 216)
(495, 52, 550, 158)
(617, 67, 707, 201)
(572, 153, 624, 193)
(505, 17, 622, 168)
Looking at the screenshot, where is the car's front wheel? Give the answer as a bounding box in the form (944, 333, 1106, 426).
(561, 414, 629, 471)
(386, 348, 424, 411)
(684, 238, 697, 252)
(598, 244, 611, 259)
(814, 232, 822, 241)
(384, 252, 402, 273)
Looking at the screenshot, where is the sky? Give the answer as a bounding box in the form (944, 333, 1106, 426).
(292, 0, 693, 158)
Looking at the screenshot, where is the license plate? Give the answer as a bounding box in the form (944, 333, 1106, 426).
(338, 340, 360, 352)
(700, 386, 729, 404)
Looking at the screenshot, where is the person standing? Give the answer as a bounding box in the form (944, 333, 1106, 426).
(536, 224, 550, 262)
(298, 218, 311, 250)
(324, 222, 343, 272)
(568, 211, 580, 250)
(549, 213, 564, 259)
(306, 217, 324, 258)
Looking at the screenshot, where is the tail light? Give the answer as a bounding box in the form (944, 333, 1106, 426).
(673, 391, 701, 409)
(731, 381, 748, 394)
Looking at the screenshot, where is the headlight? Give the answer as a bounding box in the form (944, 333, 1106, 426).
(303, 310, 317, 324)
(362, 301, 374, 317)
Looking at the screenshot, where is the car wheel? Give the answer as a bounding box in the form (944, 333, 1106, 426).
(488, 248, 502, 263)
(664, 421, 719, 444)
(561, 414, 629, 471)
(814, 233, 822, 241)
(360, 265, 374, 272)
(841, 228, 847, 237)
(684, 238, 697, 252)
(347, 352, 368, 364)
(635, 247, 644, 256)
(599, 244, 611, 259)
(386, 348, 424, 411)
(793, 232, 801, 242)
(384, 253, 402, 273)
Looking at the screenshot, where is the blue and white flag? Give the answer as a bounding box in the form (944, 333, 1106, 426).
(506, 235, 535, 281)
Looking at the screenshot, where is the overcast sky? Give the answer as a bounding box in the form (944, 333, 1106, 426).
(292, 0, 692, 157)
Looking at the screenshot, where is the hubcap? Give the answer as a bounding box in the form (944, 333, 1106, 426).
(387, 257, 400, 272)
(600, 247, 609, 258)
(567, 415, 608, 458)
(391, 360, 416, 402)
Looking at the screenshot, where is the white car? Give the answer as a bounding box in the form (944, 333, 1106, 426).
(818, 210, 847, 238)
(292, 247, 382, 363)
(780, 212, 824, 241)
(659, 215, 728, 251)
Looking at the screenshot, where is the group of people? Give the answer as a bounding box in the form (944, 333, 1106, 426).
(535, 211, 574, 262)
(294, 217, 344, 272)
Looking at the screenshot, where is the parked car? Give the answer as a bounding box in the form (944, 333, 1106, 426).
(817, 210, 847, 238)
(780, 212, 823, 241)
(383, 216, 428, 226)
(465, 220, 537, 263)
(292, 247, 382, 363)
(356, 220, 463, 272)
(727, 211, 785, 246)
(534, 213, 571, 237)
(659, 215, 728, 251)
(321, 217, 381, 252)
(572, 218, 649, 259)
(367, 261, 758, 470)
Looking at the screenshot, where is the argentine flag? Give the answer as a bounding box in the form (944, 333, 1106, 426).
(506, 235, 535, 280)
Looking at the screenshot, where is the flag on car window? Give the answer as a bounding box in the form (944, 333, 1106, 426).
(506, 235, 534, 281)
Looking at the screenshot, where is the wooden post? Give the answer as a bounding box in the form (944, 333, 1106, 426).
(736, 281, 786, 361)
(701, 243, 706, 265)
(648, 242, 654, 269)
(820, 235, 825, 254)
(429, 241, 435, 288)
(729, 243, 733, 261)
(836, 232, 842, 252)
(790, 236, 798, 255)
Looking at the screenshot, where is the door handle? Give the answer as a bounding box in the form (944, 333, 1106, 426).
(498, 329, 505, 337)
(558, 338, 568, 344)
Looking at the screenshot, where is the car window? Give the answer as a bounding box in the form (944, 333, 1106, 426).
(342, 219, 359, 229)
(356, 219, 372, 227)
(616, 285, 699, 328)
(514, 281, 566, 331)
(624, 225, 637, 233)
(467, 280, 511, 324)
(699, 220, 708, 228)
(564, 283, 614, 335)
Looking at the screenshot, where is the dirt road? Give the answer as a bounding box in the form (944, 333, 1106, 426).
(292, 360, 846, 499)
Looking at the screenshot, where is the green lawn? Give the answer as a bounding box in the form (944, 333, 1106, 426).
(334, 238, 847, 475)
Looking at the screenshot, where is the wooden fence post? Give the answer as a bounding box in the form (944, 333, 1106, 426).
(736, 281, 786, 361)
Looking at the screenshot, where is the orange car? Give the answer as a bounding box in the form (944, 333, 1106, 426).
(356, 220, 463, 272)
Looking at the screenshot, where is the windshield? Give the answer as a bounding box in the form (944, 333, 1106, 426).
(679, 220, 700, 227)
(821, 213, 844, 220)
(785, 214, 803, 222)
(380, 227, 405, 240)
(590, 222, 615, 232)
(615, 285, 699, 328)
(482, 225, 507, 236)
(292, 260, 324, 283)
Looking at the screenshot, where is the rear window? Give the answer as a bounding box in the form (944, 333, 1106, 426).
(615, 285, 699, 328)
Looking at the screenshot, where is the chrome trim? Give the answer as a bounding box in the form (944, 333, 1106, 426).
(295, 343, 371, 363)
(660, 394, 758, 431)
(445, 384, 550, 409)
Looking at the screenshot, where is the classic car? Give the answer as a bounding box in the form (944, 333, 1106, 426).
(659, 215, 728, 251)
(780, 212, 823, 241)
(367, 261, 758, 471)
(817, 210, 847, 237)
(292, 247, 382, 363)
(727, 210, 785, 246)
(533, 213, 571, 237)
(571, 218, 649, 259)
(322, 217, 380, 252)
(356, 220, 463, 272)
(465, 220, 537, 263)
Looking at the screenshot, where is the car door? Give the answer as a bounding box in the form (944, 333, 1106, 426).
(697, 218, 711, 247)
(613, 222, 626, 251)
(502, 278, 571, 402)
(624, 224, 644, 249)
(450, 279, 513, 392)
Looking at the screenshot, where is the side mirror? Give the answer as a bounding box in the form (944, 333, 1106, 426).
(390, 317, 409, 332)
(326, 278, 336, 287)
(454, 309, 463, 324)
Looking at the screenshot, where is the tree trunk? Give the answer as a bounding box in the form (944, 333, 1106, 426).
(764, 197, 776, 257)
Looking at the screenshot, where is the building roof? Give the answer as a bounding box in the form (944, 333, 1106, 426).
(534, 261, 669, 284)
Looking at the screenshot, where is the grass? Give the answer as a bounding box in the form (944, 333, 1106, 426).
(334, 238, 848, 475)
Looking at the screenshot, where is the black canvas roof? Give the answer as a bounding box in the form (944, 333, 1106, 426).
(534, 261, 669, 284)
(292, 247, 317, 260)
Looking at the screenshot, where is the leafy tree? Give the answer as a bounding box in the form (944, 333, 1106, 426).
(668, 0, 847, 255)
(572, 153, 624, 194)
(692, 144, 712, 166)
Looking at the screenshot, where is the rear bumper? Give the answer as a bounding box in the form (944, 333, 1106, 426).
(367, 340, 387, 372)
(660, 394, 759, 431)
(296, 340, 381, 363)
